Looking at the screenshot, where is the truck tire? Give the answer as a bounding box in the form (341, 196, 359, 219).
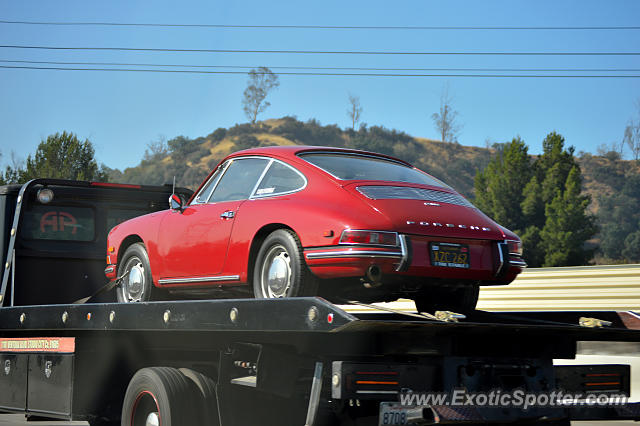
(121, 367, 201, 426)
(178, 368, 219, 425)
(117, 243, 154, 303)
(253, 229, 318, 298)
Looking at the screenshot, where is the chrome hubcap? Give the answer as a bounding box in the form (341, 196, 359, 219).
(261, 245, 292, 298)
(122, 258, 145, 302)
(145, 412, 159, 426)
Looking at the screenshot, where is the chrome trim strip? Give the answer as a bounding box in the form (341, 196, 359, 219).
(249, 157, 308, 199)
(395, 234, 409, 271)
(495, 242, 506, 277)
(158, 275, 240, 285)
(249, 158, 274, 198)
(191, 160, 229, 205)
(305, 250, 403, 260)
(510, 259, 528, 268)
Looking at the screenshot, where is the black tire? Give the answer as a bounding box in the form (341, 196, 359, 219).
(178, 368, 219, 426)
(121, 367, 201, 426)
(253, 229, 318, 298)
(116, 243, 154, 303)
(414, 284, 479, 314)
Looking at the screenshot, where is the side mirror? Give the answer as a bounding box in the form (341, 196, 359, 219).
(169, 193, 185, 212)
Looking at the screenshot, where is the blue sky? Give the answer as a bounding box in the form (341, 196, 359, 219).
(1, 0, 639, 170)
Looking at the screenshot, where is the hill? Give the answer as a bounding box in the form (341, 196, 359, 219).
(108, 117, 492, 199)
(107, 117, 640, 264)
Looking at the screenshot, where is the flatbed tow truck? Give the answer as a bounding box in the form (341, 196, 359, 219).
(1, 180, 639, 426)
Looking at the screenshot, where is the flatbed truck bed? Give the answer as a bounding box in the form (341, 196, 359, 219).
(1, 179, 640, 425)
(1, 298, 640, 425)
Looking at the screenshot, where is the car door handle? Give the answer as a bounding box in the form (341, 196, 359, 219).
(220, 211, 235, 219)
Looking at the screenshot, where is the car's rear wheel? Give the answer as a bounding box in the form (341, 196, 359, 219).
(117, 243, 154, 303)
(253, 229, 318, 298)
(414, 284, 479, 314)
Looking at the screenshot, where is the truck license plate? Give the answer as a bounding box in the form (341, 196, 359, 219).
(378, 402, 409, 425)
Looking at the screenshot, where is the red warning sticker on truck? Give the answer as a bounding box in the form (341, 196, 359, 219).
(0, 337, 75, 353)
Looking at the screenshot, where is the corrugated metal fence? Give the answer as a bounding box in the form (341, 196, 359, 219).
(340, 264, 640, 313)
(478, 264, 640, 312)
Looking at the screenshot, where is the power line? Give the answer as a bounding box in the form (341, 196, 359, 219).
(1, 20, 639, 31)
(2, 65, 639, 78)
(2, 60, 639, 73)
(2, 45, 640, 56)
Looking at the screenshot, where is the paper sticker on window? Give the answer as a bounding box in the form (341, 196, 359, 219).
(256, 187, 275, 195)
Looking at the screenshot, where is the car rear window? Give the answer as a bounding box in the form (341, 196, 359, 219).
(300, 153, 448, 187)
(21, 205, 95, 241)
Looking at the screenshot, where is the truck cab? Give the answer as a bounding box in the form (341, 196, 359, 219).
(0, 179, 192, 306)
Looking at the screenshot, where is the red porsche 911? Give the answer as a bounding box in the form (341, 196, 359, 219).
(105, 146, 525, 312)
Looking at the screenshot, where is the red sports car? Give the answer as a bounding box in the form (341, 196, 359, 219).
(105, 146, 525, 312)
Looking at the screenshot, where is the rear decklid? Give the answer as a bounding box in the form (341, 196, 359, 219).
(344, 182, 505, 240)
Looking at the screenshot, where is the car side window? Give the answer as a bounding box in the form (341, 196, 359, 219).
(193, 162, 227, 204)
(209, 158, 270, 203)
(254, 161, 306, 197)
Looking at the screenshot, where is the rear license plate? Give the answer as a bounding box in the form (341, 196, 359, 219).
(430, 242, 470, 268)
(378, 402, 409, 425)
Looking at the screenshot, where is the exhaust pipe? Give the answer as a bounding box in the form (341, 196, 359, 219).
(363, 265, 382, 288)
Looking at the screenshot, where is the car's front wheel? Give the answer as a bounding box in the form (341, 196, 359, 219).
(253, 229, 318, 298)
(117, 243, 154, 303)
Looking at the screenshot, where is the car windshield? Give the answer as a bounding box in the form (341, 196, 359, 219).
(300, 153, 449, 188)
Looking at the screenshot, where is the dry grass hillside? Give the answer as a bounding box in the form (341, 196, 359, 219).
(109, 116, 638, 219)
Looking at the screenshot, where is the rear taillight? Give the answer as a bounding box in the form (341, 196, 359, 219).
(339, 230, 399, 246)
(506, 239, 523, 256)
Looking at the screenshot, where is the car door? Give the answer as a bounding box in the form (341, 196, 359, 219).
(157, 157, 270, 283)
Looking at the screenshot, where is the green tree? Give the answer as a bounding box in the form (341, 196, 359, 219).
(242, 67, 280, 124)
(540, 166, 597, 266)
(22, 132, 107, 182)
(520, 176, 546, 266)
(521, 132, 591, 266)
(474, 131, 595, 267)
(474, 137, 532, 234)
(598, 174, 640, 262)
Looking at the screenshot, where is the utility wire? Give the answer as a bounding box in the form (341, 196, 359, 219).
(1, 20, 639, 31)
(2, 45, 640, 55)
(2, 65, 639, 78)
(2, 60, 639, 73)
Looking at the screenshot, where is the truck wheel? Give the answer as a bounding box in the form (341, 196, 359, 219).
(117, 243, 154, 303)
(179, 368, 219, 425)
(414, 284, 479, 314)
(121, 367, 200, 426)
(253, 229, 318, 298)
